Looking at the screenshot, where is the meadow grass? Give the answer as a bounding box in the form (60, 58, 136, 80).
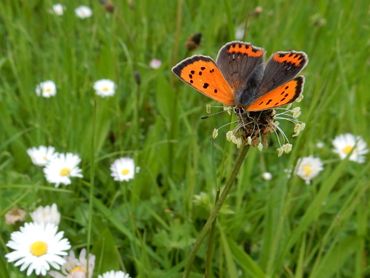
(0, 0, 369, 277)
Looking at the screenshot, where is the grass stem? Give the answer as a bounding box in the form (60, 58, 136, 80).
(183, 145, 250, 277)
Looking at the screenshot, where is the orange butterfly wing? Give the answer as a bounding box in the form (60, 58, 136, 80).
(246, 76, 304, 112)
(172, 56, 235, 105)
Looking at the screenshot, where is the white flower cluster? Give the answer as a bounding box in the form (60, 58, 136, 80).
(5, 204, 131, 277)
(35, 79, 117, 99)
(226, 130, 243, 148)
(293, 133, 368, 184)
(217, 105, 305, 155)
(27, 146, 82, 187)
(49, 4, 93, 19)
(6, 220, 70, 276)
(27, 146, 136, 186)
(273, 105, 306, 156)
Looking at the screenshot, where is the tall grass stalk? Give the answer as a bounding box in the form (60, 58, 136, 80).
(184, 145, 250, 277)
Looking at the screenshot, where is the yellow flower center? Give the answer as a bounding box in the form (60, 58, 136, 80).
(30, 241, 48, 257)
(342, 145, 353, 155)
(121, 168, 130, 176)
(71, 266, 85, 273)
(60, 167, 71, 177)
(44, 87, 52, 93)
(302, 164, 313, 177)
(102, 86, 109, 92)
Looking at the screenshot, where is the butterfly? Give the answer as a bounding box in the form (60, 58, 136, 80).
(172, 41, 308, 112)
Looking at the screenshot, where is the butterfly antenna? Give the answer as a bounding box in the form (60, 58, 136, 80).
(201, 104, 231, 119)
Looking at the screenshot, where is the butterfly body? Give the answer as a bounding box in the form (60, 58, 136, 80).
(172, 41, 308, 112)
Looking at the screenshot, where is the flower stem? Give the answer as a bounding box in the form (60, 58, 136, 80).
(183, 145, 250, 277)
(204, 189, 220, 277)
(87, 98, 97, 276)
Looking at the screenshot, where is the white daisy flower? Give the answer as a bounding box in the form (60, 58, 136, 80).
(44, 153, 83, 187)
(98, 270, 132, 278)
(110, 157, 135, 182)
(93, 79, 116, 97)
(235, 25, 244, 40)
(295, 156, 323, 184)
(35, 80, 57, 98)
(75, 5, 92, 19)
(49, 248, 95, 278)
(27, 146, 57, 167)
(332, 133, 368, 163)
(30, 204, 61, 226)
(5, 222, 71, 276)
(262, 172, 272, 181)
(50, 4, 65, 16)
(316, 141, 325, 148)
(149, 58, 162, 69)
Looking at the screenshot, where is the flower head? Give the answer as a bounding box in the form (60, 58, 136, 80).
(93, 79, 116, 97)
(5, 208, 27, 225)
(233, 109, 276, 147)
(316, 141, 324, 148)
(31, 204, 61, 226)
(332, 133, 368, 163)
(27, 146, 57, 167)
(262, 172, 272, 181)
(110, 157, 135, 182)
(35, 81, 57, 98)
(277, 143, 292, 156)
(44, 153, 83, 187)
(291, 107, 301, 118)
(50, 4, 65, 16)
(293, 122, 305, 137)
(295, 156, 323, 184)
(226, 130, 243, 148)
(235, 25, 245, 40)
(49, 249, 95, 278)
(75, 6, 92, 19)
(98, 270, 131, 278)
(6, 222, 70, 276)
(149, 58, 162, 69)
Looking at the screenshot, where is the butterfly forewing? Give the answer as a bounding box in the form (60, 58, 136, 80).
(172, 56, 234, 105)
(216, 41, 265, 91)
(247, 76, 304, 112)
(258, 51, 308, 96)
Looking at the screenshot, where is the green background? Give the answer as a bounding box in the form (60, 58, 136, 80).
(0, 0, 369, 277)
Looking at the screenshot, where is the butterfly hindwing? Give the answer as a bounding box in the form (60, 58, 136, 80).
(247, 76, 304, 112)
(172, 56, 234, 105)
(216, 41, 265, 91)
(258, 51, 308, 96)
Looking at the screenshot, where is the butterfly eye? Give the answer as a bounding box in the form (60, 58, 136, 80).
(233, 107, 246, 114)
